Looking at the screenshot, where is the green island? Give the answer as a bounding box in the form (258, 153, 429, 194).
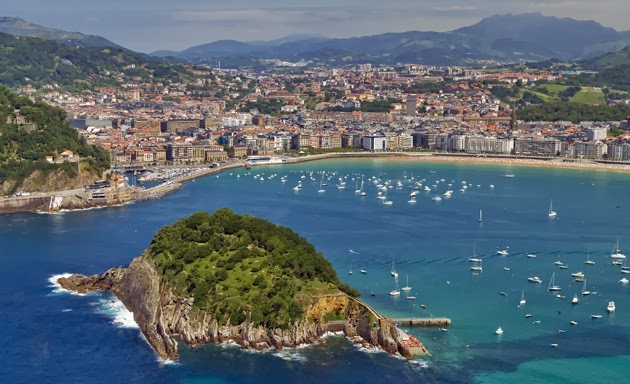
(0, 85, 109, 195)
(149, 208, 360, 328)
(57, 209, 425, 361)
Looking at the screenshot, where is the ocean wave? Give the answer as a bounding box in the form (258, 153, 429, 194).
(409, 359, 430, 368)
(47, 273, 87, 296)
(95, 296, 139, 329)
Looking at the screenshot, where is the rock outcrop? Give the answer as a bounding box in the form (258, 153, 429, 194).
(58, 254, 423, 361)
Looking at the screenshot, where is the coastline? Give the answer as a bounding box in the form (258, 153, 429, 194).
(4, 153, 630, 215)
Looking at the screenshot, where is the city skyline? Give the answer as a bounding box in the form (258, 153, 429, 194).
(3, 0, 630, 53)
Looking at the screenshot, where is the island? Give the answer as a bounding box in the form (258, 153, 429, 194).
(57, 208, 426, 361)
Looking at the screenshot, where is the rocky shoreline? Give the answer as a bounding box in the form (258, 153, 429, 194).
(57, 254, 423, 361)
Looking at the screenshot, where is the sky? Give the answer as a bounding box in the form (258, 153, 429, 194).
(4, 0, 630, 53)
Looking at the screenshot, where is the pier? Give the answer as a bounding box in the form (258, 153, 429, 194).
(389, 317, 451, 327)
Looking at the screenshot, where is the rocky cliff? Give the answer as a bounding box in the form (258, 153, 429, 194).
(58, 254, 421, 361)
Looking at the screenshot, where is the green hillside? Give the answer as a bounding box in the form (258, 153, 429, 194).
(0, 85, 109, 193)
(148, 209, 359, 328)
(0, 32, 191, 90)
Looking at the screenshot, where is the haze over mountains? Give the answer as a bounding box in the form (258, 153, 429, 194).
(0, 13, 629, 67)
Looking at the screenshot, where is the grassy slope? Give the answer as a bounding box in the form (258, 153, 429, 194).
(570, 87, 606, 105)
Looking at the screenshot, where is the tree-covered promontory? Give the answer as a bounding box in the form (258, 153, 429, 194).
(148, 209, 359, 329)
(0, 85, 109, 194)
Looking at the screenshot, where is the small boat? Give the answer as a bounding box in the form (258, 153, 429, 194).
(439, 328, 448, 332)
(620, 278, 629, 284)
(571, 272, 584, 278)
(607, 301, 616, 313)
(570, 321, 578, 326)
(525, 314, 532, 318)
(495, 327, 504, 335)
(548, 272, 561, 291)
(558, 329, 567, 334)
(581, 278, 591, 296)
(478, 209, 483, 223)
(527, 254, 537, 258)
(612, 261, 623, 266)
(470, 260, 483, 272)
(504, 267, 511, 271)
(591, 315, 603, 319)
(556, 295, 566, 299)
(504, 174, 515, 178)
(553, 261, 564, 266)
(390, 261, 398, 278)
(585, 250, 595, 265)
(370, 292, 376, 297)
(528, 276, 543, 284)
(571, 294, 579, 305)
(559, 265, 568, 269)
(468, 258, 482, 263)
(548, 199, 557, 218)
(499, 291, 508, 296)
(431, 196, 442, 202)
(533, 320, 541, 324)
(406, 296, 416, 300)
(610, 238, 626, 259)
(360, 269, 367, 274)
(401, 275, 412, 291)
(550, 343, 559, 348)
(420, 304, 426, 309)
(497, 248, 509, 256)
(519, 290, 526, 306)
(389, 277, 401, 296)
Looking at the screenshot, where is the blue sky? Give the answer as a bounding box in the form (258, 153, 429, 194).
(4, 0, 630, 52)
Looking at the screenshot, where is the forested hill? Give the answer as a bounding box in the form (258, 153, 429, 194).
(0, 85, 109, 194)
(0, 32, 190, 90)
(148, 209, 359, 329)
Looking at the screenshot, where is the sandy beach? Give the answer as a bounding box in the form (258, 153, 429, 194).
(284, 152, 630, 174)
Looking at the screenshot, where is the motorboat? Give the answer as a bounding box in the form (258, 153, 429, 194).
(607, 301, 616, 313)
(497, 248, 509, 256)
(504, 267, 511, 271)
(591, 315, 603, 319)
(553, 261, 564, 266)
(620, 278, 629, 284)
(570, 321, 578, 326)
(495, 327, 504, 335)
(571, 294, 579, 305)
(528, 276, 543, 284)
(405, 296, 416, 300)
(571, 272, 584, 278)
(519, 290, 526, 306)
(527, 254, 537, 258)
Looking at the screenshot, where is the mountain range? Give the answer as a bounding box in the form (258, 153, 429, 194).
(152, 13, 630, 66)
(0, 13, 629, 67)
(0, 17, 122, 48)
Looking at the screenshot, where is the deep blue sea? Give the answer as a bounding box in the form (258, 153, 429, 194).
(3, 158, 630, 383)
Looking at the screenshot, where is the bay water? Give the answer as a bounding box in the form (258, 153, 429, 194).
(2, 158, 630, 383)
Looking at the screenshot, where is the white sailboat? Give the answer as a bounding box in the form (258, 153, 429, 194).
(478, 209, 483, 223)
(581, 278, 591, 296)
(495, 326, 504, 335)
(519, 290, 526, 306)
(401, 275, 412, 291)
(548, 272, 561, 291)
(470, 259, 483, 272)
(611, 238, 626, 259)
(317, 177, 326, 194)
(382, 189, 393, 205)
(390, 261, 398, 278)
(548, 199, 557, 218)
(389, 277, 401, 296)
(585, 250, 595, 265)
(359, 176, 366, 197)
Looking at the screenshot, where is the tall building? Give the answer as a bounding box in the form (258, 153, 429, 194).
(587, 127, 607, 141)
(406, 96, 417, 117)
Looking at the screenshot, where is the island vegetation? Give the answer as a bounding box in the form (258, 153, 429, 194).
(148, 208, 359, 329)
(0, 85, 109, 194)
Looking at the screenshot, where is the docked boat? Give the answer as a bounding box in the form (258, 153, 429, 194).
(528, 276, 543, 284)
(553, 260, 564, 266)
(548, 272, 561, 291)
(607, 301, 616, 313)
(571, 272, 584, 278)
(548, 199, 557, 218)
(470, 260, 483, 272)
(610, 238, 626, 259)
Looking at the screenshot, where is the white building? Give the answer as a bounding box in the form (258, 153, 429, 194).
(362, 135, 387, 151)
(587, 127, 607, 141)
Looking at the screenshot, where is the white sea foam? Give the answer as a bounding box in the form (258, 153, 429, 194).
(272, 350, 307, 362)
(95, 296, 139, 329)
(158, 357, 180, 366)
(47, 273, 86, 295)
(61, 308, 73, 312)
(409, 359, 430, 369)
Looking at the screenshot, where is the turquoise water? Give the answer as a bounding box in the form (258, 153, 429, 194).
(2, 158, 630, 383)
